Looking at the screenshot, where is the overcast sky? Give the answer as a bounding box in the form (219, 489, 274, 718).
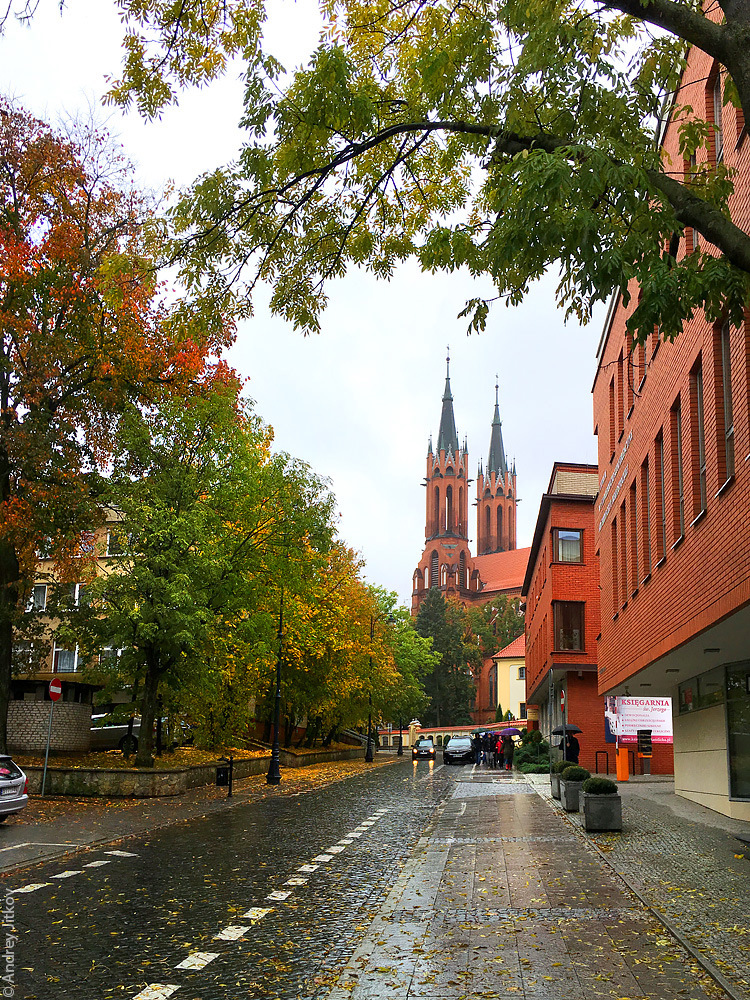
(1, 0, 603, 606)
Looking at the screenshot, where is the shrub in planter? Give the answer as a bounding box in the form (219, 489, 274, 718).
(550, 759, 569, 799)
(581, 776, 622, 831)
(553, 759, 571, 773)
(519, 763, 549, 774)
(559, 766, 591, 812)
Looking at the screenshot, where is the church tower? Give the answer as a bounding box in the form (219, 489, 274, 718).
(412, 356, 479, 611)
(476, 383, 517, 553)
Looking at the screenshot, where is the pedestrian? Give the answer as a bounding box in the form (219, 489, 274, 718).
(490, 733, 500, 769)
(564, 732, 580, 764)
(482, 732, 492, 767)
(472, 731, 482, 765)
(502, 734, 515, 771)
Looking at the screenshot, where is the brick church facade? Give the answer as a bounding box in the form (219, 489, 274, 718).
(411, 358, 531, 612)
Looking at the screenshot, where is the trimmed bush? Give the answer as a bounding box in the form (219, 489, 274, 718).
(519, 763, 549, 774)
(553, 759, 571, 774)
(582, 776, 618, 795)
(560, 765, 591, 782)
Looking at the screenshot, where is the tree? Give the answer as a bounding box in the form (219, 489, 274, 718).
(0, 99, 232, 753)
(467, 596, 524, 660)
(415, 589, 478, 726)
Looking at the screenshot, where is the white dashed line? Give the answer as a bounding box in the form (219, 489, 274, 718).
(346, 831, 363, 838)
(214, 925, 250, 941)
(298, 864, 318, 873)
(338, 839, 354, 845)
(15, 883, 50, 894)
(84, 860, 111, 868)
(52, 870, 83, 879)
(175, 952, 218, 970)
(132, 986, 180, 1000)
(284, 877, 307, 886)
(312, 853, 333, 862)
(242, 907, 272, 921)
(325, 845, 345, 854)
(106, 850, 139, 857)
(359, 821, 375, 827)
(266, 890, 291, 901)
(366, 815, 380, 820)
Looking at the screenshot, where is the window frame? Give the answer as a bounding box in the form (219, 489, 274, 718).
(552, 601, 585, 652)
(552, 527, 584, 564)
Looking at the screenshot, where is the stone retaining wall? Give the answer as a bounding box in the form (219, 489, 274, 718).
(24, 746, 366, 797)
(8, 702, 91, 753)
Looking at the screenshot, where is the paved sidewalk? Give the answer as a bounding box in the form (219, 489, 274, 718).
(528, 773, 750, 1000)
(322, 770, 731, 1000)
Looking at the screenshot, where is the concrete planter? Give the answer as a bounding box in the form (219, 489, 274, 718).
(581, 791, 622, 831)
(550, 772, 561, 799)
(559, 778, 585, 812)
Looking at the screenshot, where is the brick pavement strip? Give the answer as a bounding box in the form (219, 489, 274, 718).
(321, 772, 733, 1000)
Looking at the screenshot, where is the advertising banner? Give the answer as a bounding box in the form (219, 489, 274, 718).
(604, 696, 673, 744)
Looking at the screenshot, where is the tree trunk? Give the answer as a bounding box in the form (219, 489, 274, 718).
(135, 656, 160, 767)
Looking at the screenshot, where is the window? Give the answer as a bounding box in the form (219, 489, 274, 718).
(488, 664, 497, 708)
(433, 486, 440, 535)
(727, 662, 750, 799)
(445, 485, 453, 532)
(617, 352, 624, 438)
(611, 519, 619, 612)
(517, 666, 525, 680)
(553, 602, 584, 651)
(609, 377, 616, 456)
(459, 550, 466, 589)
(53, 644, 78, 672)
(629, 481, 638, 594)
(12, 642, 36, 671)
(690, 359, 707, 516)
(626, 336, 635, 414)
(27, 584, 47, 612)
(485, 505, 491, 553)
(655, 431, 666, 561)
(640, 460, 651, 577)
(553, 528, 583, 563)
(497, 507, 503, 551)
(720, 321, 735, 481)
(635, 338, 646, 391)
(106, 527, 130, 557)
(670, 398, 685, 541)
(519, 703, 527, 720)
(619, 499, 627, 606)
(430, 551, 439, 589)
(61, 583, 87, 609)
(713, 72, 724, 162)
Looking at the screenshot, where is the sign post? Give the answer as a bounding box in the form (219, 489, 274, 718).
(41, 678, 62, 797)
(560, 688, 565, 718)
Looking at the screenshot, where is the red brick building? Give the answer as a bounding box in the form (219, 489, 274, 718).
(521, 462, 656, 775)
(592, 27, 749, 818)
(411, 359, 530, 611)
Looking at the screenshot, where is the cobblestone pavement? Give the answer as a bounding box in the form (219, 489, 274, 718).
(322, 766, 730, 1000)
(529, 774, 750, 999)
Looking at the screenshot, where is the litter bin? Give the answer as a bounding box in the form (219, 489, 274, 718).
(216, 765, 230, 786)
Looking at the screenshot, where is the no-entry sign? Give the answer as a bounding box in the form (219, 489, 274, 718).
(560, 689, 565, 713)
(49, 678, 62, 702)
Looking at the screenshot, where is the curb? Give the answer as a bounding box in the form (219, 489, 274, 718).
(527, 776, 747, 1000)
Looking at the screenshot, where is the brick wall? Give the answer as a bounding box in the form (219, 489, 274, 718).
(592, 26, 750, 692)
(8, 701, 91, 753)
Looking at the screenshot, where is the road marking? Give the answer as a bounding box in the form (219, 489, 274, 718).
(346, 831, 363, 838)
(15, 883, 50, 893)
(175, 952, 218, 970)
(325, 845, 345, 854)
(359, 821, 375, 827)
(298, 864, 318, 873)
(312, 853, 333, 862)
(284, 877, 307, 886)
(52, 870, 83, 879)
(106, 850, 138, 857)
(132, 986, 180, 1000)
(458, 801, 466, 816)
(266, 890, 291, 901)
(84, 860, 111, 868)
(214, 925, 250, 941)
(366, 815, 380, 820)
(242, 907, 272, 921)
(338, 839, 354, 845)
(0, 841, 82, 853)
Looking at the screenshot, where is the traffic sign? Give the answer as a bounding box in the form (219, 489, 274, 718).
(560, 689, 565, 713)
(49, 678, 62, 702)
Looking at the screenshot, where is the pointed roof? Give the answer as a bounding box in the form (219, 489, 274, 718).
(436, 353, 459, 455)
(487, 382, 507, 478)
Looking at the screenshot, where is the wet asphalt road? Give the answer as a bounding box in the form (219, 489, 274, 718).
(11, 759, 449, 1000)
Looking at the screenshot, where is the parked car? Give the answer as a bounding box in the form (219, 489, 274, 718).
(0, 756, 28, 822)
(90, 714, 192, 753)
(443, 736, 474, 765)
(411, 737, 436, 760)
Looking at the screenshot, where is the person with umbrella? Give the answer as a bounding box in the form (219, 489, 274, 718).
(552, 724, 582, 764)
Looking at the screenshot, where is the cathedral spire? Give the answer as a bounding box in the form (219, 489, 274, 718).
(436, 350, 459, 456)
(487, 379, 507, 478)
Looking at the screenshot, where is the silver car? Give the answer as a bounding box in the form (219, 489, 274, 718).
(0, 756, 28, 822)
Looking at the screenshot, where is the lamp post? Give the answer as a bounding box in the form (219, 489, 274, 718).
(266, 580, 284, 785)
(365, 616, 375, 762)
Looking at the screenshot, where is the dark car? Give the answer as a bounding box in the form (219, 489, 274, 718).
(411, 737, 436, 760)
(443, 736, 474, 765)
(0, 756, 28, 822)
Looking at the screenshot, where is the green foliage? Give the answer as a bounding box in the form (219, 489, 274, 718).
(582, 776, 618, 795)
(553, 759, 571, 774)
(466, 597, 524, 660)
(494, 703, 503, 723)
(561, 765, 591, 782)
(415, 590, 477, 726)
(518, 762, 550, 774)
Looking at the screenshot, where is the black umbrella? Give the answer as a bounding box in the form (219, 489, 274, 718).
(552, 724, 582, 735)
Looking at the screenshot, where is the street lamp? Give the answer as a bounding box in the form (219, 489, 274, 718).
(266, 578, 285, 785)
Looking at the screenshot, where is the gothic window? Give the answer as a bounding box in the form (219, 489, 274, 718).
(497, 507, 503, 551)
(459, 550, 466, 588)
(508, 505, 514, 548)
(485, 505, 491, 553)
(488, 664, 498, 709)
(430, 551, 439, 588)
(458, 486, 464, 534)
(446, 485, 453, 532)
(433, 486, 440, 534)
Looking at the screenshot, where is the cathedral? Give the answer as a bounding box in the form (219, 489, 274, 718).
(411, 357, 531, 613)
